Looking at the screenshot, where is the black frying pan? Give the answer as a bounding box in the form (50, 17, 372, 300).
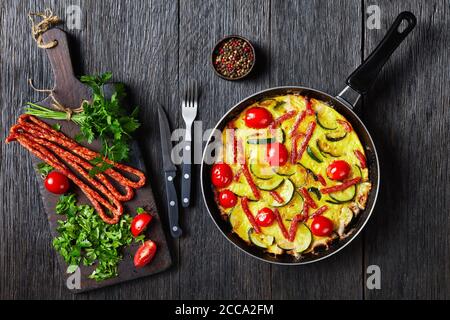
(201, 12, 416, 264)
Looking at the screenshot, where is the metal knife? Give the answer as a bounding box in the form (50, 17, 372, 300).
(157, 104, 182, 238)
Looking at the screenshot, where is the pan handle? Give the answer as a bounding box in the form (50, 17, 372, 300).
(337, 11, 416, 107)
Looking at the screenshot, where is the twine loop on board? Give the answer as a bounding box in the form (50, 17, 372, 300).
(28, 79, 86, 120)
(27, 9, 88, 119)
(28, 9, 62, 49)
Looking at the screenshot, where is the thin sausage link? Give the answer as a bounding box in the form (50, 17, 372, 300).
(13, 134, 121, 224)
(18, 115, 146, 188)
(23, 132, 134, 201)
(23, 132, 124, 214)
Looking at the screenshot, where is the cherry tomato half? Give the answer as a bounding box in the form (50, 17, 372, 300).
(218, 190, 238, 208)
(244, 107, 274, 129)
(326, 160, 351, 181)
(131, 212, 153, 237)
(211, 163, 233, 188)
(266, 142, 289, 166)
(310, 216, 334, 237)
(134, 240, 157, 267)
(44, 171, 70, 194)
(256, 207, 275, 227)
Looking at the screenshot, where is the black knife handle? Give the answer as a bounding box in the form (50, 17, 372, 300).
(164, 171, 182, 238)
(181, 141, 192, 207)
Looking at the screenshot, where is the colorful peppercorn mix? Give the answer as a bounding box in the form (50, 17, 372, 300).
(213, 37, 255, 79)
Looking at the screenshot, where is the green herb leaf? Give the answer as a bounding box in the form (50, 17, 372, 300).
(67, 265, 78, 274)
(52, 123, 62, 131)
(52, 193, 136, 281)
(134, 234, 145, 244)
(37, 162, 54, 177)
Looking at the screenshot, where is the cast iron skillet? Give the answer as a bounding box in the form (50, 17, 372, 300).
(201, 12, 416, 264)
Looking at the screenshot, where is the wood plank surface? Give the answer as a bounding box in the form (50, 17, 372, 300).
(1, 0, 449, 300)
(361, 0, 450, 300)
(178, 0, 272, 300)
(0, 0, 180, 299)
(269, 0, 364, 300)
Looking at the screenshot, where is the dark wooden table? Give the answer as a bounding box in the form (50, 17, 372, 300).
(1, 0, 449, 300)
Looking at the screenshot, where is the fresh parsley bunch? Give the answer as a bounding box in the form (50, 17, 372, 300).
(52, 194, 144, 281)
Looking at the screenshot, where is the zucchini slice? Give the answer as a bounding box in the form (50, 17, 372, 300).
(246, 128, 285, 144)
(277, 224, 312, 253)
(258, 99, 277, 108)
(307, 146, 323, 163)
(298, 162, 318, 181)
(229, 183, 258, 200)
(339, 207, 354, 227)
(229, 205, 251, 242)
(316, 139, 341, 157)
(354, 164, 362, 179)
(270, 179, 295, 207)
(250, 163, 276, 180)
(273, 165, 297, 176)
(329, 185, 357, 203)
(248, 228, 275, 248)
(247, 137, 275, 145)
(325, 131, 347, 142)
(255, 175, 284, 191)
(315, 112, 337, 130)
(308, 187, 321, 200)
(261, 98, 286, 110)
(274, 101, 286, 109)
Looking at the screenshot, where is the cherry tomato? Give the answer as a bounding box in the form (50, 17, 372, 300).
(326, 160, 351, 181)
(131, 212, 153, 237)
(218, 190, 238, 208)
(211, 163, 233, 188)
(244, 107, 273, 129)
(311, 216, 334, 237)
(256, 207, 275, 227)
(134, 240, 157, 267)
(44, 171, 70, 194)
(266, 142, 289, 166)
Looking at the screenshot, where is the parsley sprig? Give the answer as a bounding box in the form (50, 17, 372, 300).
(37, 162, 54, 178)
(52, 194, 141, 281)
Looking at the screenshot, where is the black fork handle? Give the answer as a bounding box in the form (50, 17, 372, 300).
(346, 11, 416, 94)
(181, 141, 192, 207)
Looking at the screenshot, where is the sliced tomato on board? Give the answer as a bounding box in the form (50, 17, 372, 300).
(134, 240, 157, 267)
(130, 212, 153, 237)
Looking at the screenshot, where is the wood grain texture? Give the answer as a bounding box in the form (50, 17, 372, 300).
(1, 0, 449, 300)
(24, 29, 173, 292)
(178, 0, 272, 300)
(361, 0, 450, 299)
(1, 0, 179, 299)
(269, 0, 364, 300)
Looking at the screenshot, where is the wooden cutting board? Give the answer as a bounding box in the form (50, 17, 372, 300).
(28, 28, 171, 293)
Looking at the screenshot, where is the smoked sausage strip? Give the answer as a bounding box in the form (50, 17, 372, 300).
(23, 132, 134, 202)
(6, 114, 148, 224)
(18, 115, 146, 188)
(8, 130, 121, 224)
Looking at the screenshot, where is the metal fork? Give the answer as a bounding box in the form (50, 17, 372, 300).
(181, 79, 198, 207)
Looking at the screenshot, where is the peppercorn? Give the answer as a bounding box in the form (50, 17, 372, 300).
(213, 37, 255, 79)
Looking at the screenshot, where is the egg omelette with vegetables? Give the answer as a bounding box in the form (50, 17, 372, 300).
(210, 94, 371, 257)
